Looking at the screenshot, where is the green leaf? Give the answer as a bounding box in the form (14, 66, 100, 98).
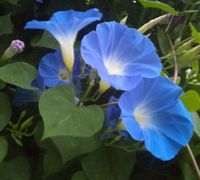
(0, 80, 6, 89)
(71, 171, 88, 180)
(191, 112, 200, 138)
(31, 31, 59, 50)
(180, 160, 197, 180)
(189, 23, 200, 44)
(43, 140, 63, 178)
(139, 0, 179, 15)
(0, 62, 37, 90)
(0, 157, 31, 180)
(52, 136, 101, 163)
(39, 86, 104, 139)
(181, 90, 200, 112)
(7, 0, 19, 5)
(82, 148, 135, 180)
(0, 14, 13, 35)
(157, 27, 170, 55)
(0, 92, 11, 132)
(0, 137, 8, 163)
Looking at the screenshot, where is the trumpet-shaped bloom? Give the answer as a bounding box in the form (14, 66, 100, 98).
(25, 8, 102, 71)
(38, 49, 71, 87)
(81, 21, 162, 91)
(118, 76, 193, 160)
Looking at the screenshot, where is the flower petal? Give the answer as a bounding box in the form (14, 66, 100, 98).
(143, 128, 183, 161)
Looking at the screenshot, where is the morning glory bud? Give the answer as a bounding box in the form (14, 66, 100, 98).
(1, 40, 25, 60)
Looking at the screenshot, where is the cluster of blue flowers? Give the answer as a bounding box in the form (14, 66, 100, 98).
(21, 8, 193, 161)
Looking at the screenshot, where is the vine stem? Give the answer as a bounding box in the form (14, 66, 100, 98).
(186, 145, 200, 179)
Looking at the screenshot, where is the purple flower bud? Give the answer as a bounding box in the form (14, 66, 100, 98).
(1, 39, 25, 60)
(10, 40, 25, 53)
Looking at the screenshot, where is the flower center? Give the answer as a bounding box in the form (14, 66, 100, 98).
(104, 59, 124, 75)
(59, 72, 68, 80)
(133, 105, 151, 128)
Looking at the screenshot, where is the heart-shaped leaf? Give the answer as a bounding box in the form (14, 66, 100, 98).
(0, 62, 37, 90)
(39, 86, 104, 139)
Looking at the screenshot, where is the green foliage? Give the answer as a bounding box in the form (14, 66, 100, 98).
(0, 62, 37, 90)
(190, 23, 200, 44)
(52, 135, 101, 163)
(139, 0, 179, 15)
(0, 80, 6, 89)
(39, 86, 104, 139)
(0, 137, 8, 163)
(42, 140, 63, 178)
(157, 27, 170, 55)
(191, 112, 200, 138)
(0, 157, 31, 180)
(82, 148, 135, 180)
(71, 171, 88, 180)
(181, 90, 200, 112)
(0, 92, 11, 132)
(0, 14, 13, 35)
(31, 31, 59, 50)
(0, 0, 200, 179)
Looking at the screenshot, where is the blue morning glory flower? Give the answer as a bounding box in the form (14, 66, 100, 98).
(13, 76, 45, 106)
(38, 49, 71, 87)
(25, 8, 102, 71)
(81, 21, 162, 91)
(118, 76, 193, 160)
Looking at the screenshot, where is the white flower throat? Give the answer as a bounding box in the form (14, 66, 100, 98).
(104, 58, 124, 75)
(133, 104, 151, 128)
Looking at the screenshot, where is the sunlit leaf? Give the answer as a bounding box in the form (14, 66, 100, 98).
(181, 90, 200, 112)
(139, 0, 179, 15)
(189, 23, 200, 44)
